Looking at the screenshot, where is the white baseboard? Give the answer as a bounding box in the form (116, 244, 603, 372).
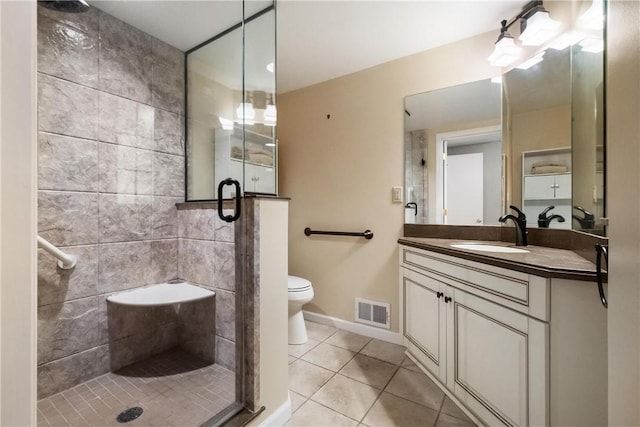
(258, 396, 292, 427)
(303, 311, 403, 345)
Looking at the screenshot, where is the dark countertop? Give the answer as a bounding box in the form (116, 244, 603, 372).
(399, 237, 603, 282)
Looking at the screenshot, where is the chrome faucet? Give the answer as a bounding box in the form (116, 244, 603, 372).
(537, 206, 566, 228)
(499, 205, 528, 246)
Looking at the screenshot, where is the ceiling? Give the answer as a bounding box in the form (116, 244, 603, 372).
(91, 0, 527, 94)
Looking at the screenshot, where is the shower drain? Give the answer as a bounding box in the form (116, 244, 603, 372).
(116, 407, 143, 423)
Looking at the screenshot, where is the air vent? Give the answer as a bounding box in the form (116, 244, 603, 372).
(355, 298, 390, 329)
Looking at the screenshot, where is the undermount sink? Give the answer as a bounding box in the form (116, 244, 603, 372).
(450, 243, 530, 254)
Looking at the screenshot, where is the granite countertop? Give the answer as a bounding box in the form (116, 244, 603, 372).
(398, 237, 603, 282)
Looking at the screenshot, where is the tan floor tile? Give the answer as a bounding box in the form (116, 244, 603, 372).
(326, 330, 372, 353)
(400, 356, 424, 373)
(362, 392, 439, 427)
(302, 342, 356, 372)
(436, 412, 477, 427)
(311, 374, 381, 421)
(284, 400, 358, 427)
(288, 338, 321, 358)
(440, 396, 475, 423)
(289, 355, 298, 364)
(305, 321, 338, 341)
(290, 390, 307, 413)
(339, 354, 398, 390)
(360, 339, 406, 365)
(385, 367, 444, 411)
(288, 359, 334, 398)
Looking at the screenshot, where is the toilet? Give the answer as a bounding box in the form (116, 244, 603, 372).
(288, 275, 314, 344)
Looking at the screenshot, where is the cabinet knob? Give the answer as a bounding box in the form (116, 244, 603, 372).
(444, 296, 452, 303)
(436, 292, 443, 299)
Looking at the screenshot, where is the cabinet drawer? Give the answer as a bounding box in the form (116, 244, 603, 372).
(400, 246, 549, 321)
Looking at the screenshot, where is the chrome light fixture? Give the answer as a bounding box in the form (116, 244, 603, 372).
(488, 20, 521, 67)
(518, 3, 561, 46)
(235, 101, 255, 124)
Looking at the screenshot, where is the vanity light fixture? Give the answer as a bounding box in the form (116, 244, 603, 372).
(488, 20, 521, 67)
(518, 3, 561, 46)
(489, 0, 560, 67)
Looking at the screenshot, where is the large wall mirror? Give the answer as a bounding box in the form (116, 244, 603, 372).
(404, 0, 605, 236)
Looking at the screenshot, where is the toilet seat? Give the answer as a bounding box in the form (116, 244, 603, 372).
(288, 275, 312, 292)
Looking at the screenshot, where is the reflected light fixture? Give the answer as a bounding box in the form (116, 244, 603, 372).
(518, 2, 561, 46)
(266, 62, 275, 73)
(579, 37, 604, 53)
(488, 20, 521, 67)
(235, 101, 255, 124)
(516, 51, 545, 70)
(219, 116, 234, 130)
(263, 104, 277, 126)
(548, 30, 584, 50)
(578, 0, 604, 31)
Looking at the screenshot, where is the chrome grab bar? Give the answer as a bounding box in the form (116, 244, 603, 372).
(37, 235, 76, 269)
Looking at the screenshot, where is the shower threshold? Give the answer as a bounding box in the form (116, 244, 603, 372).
(38, 348, 235, 427)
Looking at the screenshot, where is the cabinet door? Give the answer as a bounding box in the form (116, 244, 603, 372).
(447, 288, 548, 427)
(402, 268, 447, 382)
(524, 175, 556, 199)
(553, 173, 571, 199)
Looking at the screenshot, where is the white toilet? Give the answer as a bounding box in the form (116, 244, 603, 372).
(288, 275, 314, 344)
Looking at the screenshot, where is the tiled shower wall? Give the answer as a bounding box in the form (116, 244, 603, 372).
(36, 6, 186, 398)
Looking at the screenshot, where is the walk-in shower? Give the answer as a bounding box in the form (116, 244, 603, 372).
(36, 1, 276, 425)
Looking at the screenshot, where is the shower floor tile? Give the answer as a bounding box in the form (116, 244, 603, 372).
(37, 348, 235, 427)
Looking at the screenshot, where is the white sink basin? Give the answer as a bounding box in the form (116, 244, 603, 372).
(450, 243, 529, 254)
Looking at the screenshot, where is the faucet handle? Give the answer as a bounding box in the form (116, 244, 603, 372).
(538, 205, 555, 219)
(509, 205, 526, 221)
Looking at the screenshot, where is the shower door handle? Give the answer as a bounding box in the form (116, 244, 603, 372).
(217, 178, 241, 223)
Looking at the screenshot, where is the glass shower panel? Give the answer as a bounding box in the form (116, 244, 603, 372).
(241, 9, 277, 195)
(186, 22, 243, 200)
(186, 7, 276, 201)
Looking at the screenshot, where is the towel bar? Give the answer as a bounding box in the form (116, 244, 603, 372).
(304, 227, 373, 240)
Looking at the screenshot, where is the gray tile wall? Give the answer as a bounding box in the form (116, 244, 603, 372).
(37, 5, 187, 398)
(177, 207, 237, 370)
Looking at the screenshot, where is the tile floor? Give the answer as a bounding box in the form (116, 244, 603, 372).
(37, 348, 235, 427)
(286, 321, 477, 427)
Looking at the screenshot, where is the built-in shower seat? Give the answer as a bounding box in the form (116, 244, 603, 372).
(107, 282, 215, 307)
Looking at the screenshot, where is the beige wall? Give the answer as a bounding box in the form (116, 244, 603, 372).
(0, 1, 38, 424)
(278, 31, 497, 331)
(607, 1, 640, 424)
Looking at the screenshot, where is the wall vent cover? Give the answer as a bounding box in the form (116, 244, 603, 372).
(355, 298, 390, 329)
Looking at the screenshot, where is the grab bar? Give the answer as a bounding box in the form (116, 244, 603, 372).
(37, 235, 76, 269)
(304, 227, 373, 240)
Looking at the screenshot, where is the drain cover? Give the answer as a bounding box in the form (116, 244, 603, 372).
(117, 407, 143, 423)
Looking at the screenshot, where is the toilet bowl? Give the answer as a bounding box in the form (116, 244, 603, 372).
(288, 275, 314, 344)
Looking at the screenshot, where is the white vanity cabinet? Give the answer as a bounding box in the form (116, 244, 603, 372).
(399, 244, 607, 427)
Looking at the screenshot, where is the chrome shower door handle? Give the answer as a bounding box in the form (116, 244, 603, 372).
(217, 178, 241, 223)
(595, 244, 608, 309)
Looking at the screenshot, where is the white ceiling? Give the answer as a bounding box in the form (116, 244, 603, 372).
(91, 0, 527, 94)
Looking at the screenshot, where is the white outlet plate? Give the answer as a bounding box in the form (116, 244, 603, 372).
(392, 186, 403, 203)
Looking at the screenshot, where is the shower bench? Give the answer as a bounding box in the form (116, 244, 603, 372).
(107, 282, 215, 307)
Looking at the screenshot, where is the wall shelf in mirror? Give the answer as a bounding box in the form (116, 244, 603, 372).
(522, 147, 572, 229)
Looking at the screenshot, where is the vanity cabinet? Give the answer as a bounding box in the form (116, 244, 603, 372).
(399, 244, 607, 427)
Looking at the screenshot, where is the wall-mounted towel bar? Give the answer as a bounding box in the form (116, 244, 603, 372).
(37, 235, 77, 269)
(304, 227, 374, 240)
